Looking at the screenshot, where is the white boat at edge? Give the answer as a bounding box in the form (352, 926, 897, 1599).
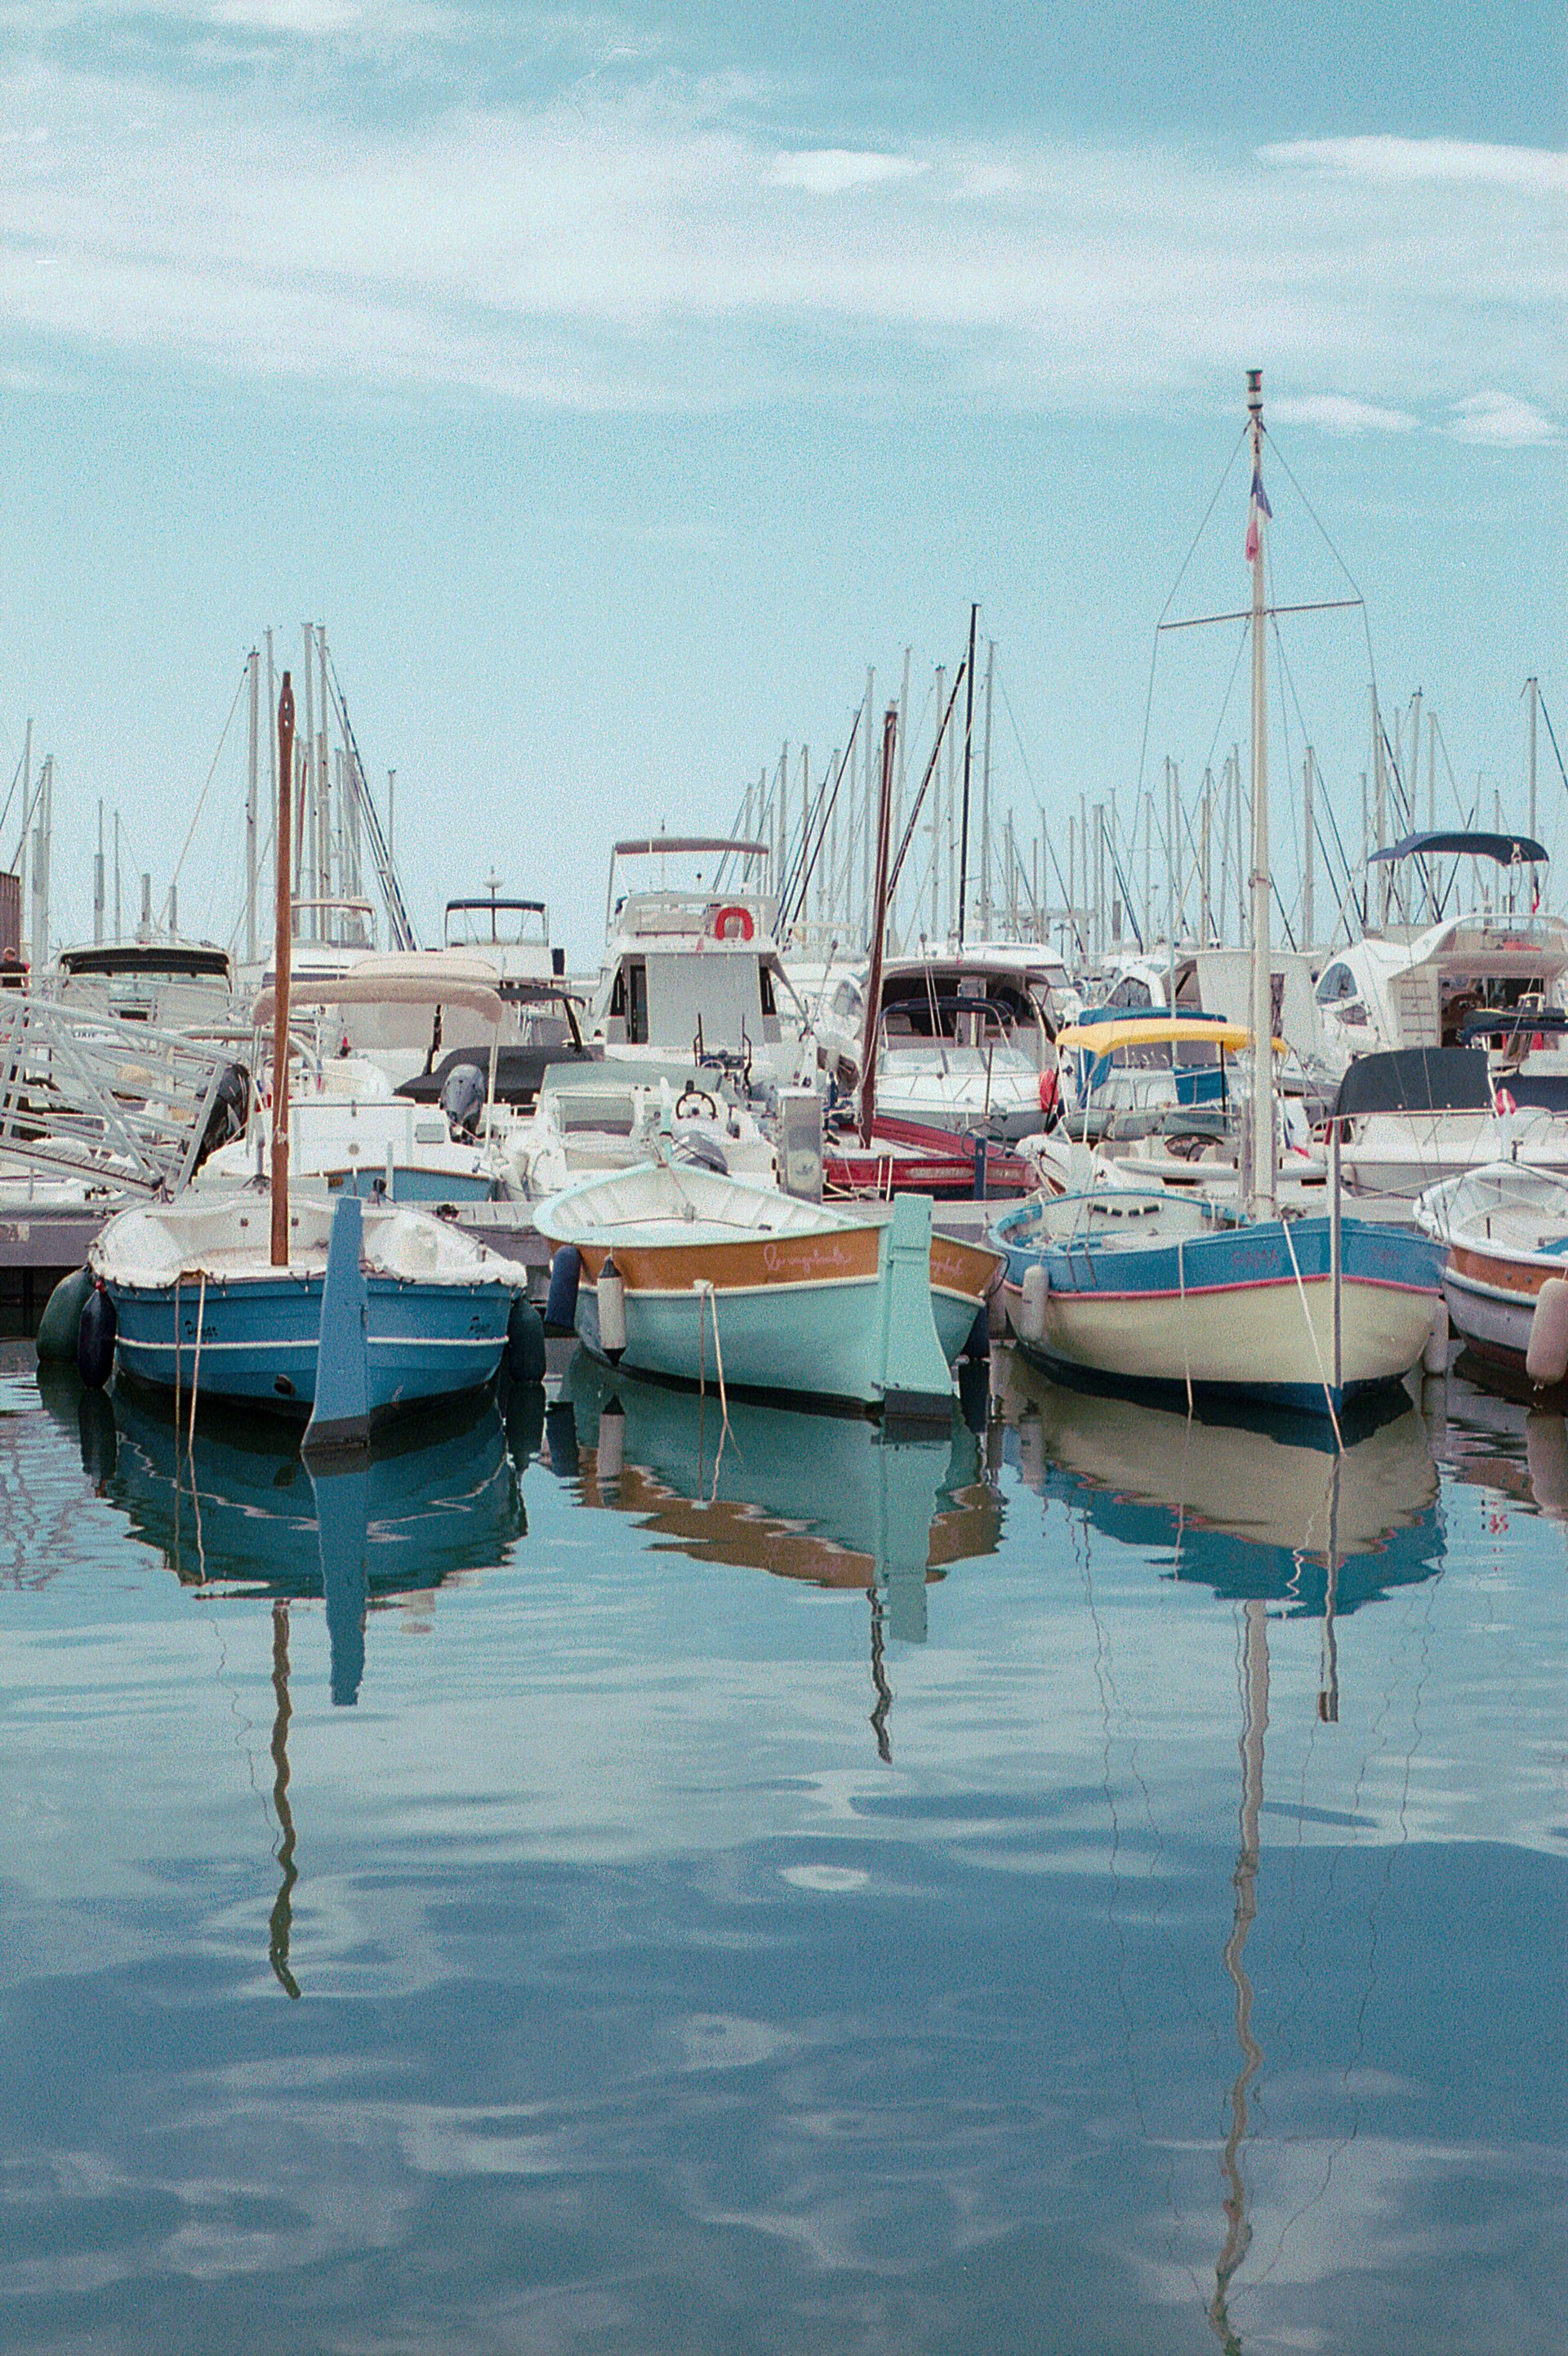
(1414, 1160, 1568, 1378)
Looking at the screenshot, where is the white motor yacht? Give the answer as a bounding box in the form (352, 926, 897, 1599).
(588, 837, 818, 1091)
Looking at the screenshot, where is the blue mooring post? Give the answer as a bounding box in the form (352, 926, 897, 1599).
(877, 1192, 956, 1424)
(303, 1192, 372, 1457)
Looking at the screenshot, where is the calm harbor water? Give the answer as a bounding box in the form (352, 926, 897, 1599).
(0, 1339, 1562, 2354)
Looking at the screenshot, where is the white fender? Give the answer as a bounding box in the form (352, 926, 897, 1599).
(1526, 1276, 1568, 1387)
(597, 1255, 627, 1360)
(1422, 1297, 1450, 1377)
(1014, 1261, 1050, 1345)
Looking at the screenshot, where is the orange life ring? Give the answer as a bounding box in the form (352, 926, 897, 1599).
(711, 904, 755, 942)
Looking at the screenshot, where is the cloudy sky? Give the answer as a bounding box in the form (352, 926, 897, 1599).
(0, 0, 1561, 957)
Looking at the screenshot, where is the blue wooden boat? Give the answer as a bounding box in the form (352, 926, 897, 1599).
(988, 1186, 1446, 1416)
(987, 368, 1446, 1422)
(90, 1189, 519, 1440)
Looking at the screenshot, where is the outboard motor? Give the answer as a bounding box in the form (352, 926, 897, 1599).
(194, 1062, 251, 1171)
(439, 1060, 487, 1140)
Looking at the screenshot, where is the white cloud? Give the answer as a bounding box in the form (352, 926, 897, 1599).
(1268, 394, 1419, 435)
(768, 149, 926, 195)
(1259, 136, 1568, 195)
(208, 0, 368, 29)
(0, 66, 1557, 420)
(1447, 390, 1560, 446)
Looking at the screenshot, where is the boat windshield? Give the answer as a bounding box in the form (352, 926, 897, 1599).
(445, 899, 549, 948)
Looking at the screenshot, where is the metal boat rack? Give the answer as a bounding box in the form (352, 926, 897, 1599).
(0, 991, 242, 1198)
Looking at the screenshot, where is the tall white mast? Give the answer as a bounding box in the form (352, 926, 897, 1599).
(1246, 368, 1275, 1218)
(246, 647, 260, 967)
(1526, 674, 1539, 846)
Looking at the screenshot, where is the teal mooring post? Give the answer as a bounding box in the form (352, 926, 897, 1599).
(303, 1192, 372, 1457)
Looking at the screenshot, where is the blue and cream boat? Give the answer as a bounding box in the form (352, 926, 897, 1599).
(90, 1189, 520, 1430)
(988, 1186, 1446, 1416)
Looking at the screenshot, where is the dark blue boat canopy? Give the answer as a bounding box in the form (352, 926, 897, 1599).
(1366, 828, 1548, 866)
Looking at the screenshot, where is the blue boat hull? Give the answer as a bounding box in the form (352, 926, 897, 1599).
(108, 1271, 511, 1421)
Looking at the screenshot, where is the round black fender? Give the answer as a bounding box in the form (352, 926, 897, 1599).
(36, 1265, 94, 1364)
(76, 1282, 117, 1390)
(544, 1245, 581, 1336)
(506, 1295, 547, 1385)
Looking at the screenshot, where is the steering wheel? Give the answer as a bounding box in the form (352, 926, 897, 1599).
(676, 1087, 720, 1122)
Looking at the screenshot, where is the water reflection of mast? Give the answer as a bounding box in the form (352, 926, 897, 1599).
(1318, 1458, 1341, 1724)
(1209, 1595, 1269, 2353)
(868, 1589, 893, 1762)
(268, 1600, 301, 1999)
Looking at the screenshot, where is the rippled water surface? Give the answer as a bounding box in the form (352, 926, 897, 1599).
(0, 1341, 1562, 2354)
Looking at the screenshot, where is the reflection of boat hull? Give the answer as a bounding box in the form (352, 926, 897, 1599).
(1000, 1351, 1441, 1608)
(100, 1385, 523, 1596)
(996, 1213, 1443, 1413)
(561, 1353, 999, 1636)
(567, 1350, 996, 1567)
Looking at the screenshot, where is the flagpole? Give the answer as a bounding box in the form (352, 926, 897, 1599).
(1245, 368, 1276, 1220)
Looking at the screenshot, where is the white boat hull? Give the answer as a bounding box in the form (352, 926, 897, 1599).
(1005, 1266, 1436, 1401)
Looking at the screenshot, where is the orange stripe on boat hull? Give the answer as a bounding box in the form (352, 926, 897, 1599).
(576, 1228, 1000, 1304)
(1448, 1241, 1553, 1300)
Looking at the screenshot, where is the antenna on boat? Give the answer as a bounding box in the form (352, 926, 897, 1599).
(270, 674, 295, 1268)
(1245, 369, 1276, 1219)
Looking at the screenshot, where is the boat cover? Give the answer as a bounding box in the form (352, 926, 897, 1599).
(1333, 1046, 1494, 1118)
(1366, 829, 1548, 866)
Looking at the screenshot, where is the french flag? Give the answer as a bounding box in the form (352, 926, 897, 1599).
(1245, 465, 1272, 563)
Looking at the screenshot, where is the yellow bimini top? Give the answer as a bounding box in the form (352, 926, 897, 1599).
(1054, 1016, 1257, 1055)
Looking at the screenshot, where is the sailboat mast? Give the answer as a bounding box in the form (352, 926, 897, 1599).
(1246, 369, 1276, 1218)
(858, 707, 899, 1148)
(270, 675, 295, 1269)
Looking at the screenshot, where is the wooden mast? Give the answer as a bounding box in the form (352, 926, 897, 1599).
(270, 674, 295, 1267)
(857, 706, 898, 1148)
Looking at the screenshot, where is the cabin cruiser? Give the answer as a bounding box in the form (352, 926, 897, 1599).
(443, 886, 562, 982)
(813, 947, 1076, 1090)
(202, 955, 527, 1203)
(588, 837, 817, 1091)
(240, 895, 380, 1003)
(51, 937, 236, 1034)
(1315, 834, 1568, 1093)
(813, 946, 1076, 1142)
(1093, 945, 1335, 1116)
(1331, 1046, 1568, 1198)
